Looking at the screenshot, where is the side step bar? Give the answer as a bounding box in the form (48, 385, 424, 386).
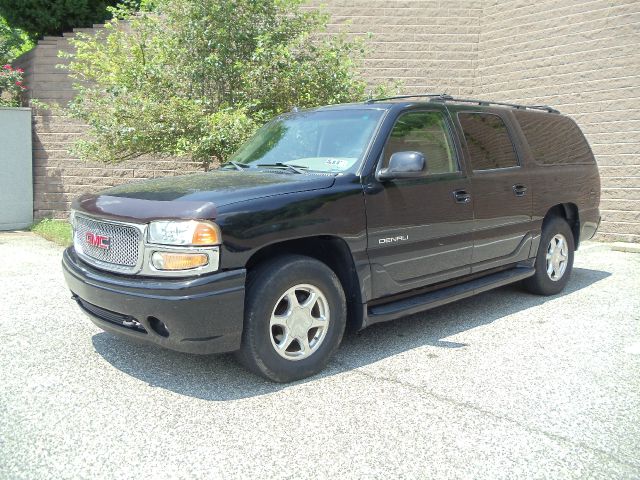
(366, 267, 535, 325)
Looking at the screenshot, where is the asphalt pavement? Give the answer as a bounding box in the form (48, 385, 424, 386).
(1, 232, 639, 479)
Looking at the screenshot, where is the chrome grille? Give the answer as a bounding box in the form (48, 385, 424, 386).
(73, 214, 143, 272)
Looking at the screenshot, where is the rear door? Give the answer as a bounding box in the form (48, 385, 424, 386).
(452, 108, 533, 271)
(364, 108, 475, 299)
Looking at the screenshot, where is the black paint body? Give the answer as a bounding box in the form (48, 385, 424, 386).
(64, 101, 601, 354)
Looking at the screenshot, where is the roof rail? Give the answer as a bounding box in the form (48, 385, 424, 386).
(365, 93, 560, 114)
(365, 93, 447, 103)
(431, 95, 560, 114)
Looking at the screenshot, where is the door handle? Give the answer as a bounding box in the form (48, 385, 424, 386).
(512, 184, 528, 197)
(452, 190, 471, 204)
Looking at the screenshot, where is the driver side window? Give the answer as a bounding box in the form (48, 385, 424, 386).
(383, 111, 458, 174)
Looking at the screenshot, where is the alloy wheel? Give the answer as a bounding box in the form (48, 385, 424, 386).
(546, 233, 569, 281)
(269, 284, 330, 361)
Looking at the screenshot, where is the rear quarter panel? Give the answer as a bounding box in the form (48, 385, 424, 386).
(509, 112, 601, 247)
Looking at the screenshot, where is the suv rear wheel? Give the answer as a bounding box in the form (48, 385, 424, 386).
(236, 255, 346, 382)
(523, 216, 575, 296)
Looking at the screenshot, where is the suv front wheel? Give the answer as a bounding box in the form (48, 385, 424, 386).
(523, 216, 575, 296)
(236, 255, 346, 382)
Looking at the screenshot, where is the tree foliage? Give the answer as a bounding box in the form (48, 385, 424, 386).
(65, 0, 395, 167)
(0, 15, 32, 64)
(0, 0, 124, 39)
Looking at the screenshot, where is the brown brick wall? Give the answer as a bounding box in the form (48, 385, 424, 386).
(475, 0, 640, 242)
(13, 1, 640, 241)
(306, 0, 483, 95)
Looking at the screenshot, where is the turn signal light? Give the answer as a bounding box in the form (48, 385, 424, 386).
(151, 252, 208, 271)
(192, 222, 220, 245)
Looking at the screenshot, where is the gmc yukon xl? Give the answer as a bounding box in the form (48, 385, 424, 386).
(62, 94, 601, 382)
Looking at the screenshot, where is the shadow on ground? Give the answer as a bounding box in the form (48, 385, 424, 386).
(92, 267, 610, 401)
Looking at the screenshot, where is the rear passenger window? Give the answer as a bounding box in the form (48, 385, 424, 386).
(512, 110, 594, 165)
(458, 113, 518, 170)
(384, 111, 458, 174)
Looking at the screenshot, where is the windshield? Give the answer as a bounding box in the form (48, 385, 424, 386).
(229, 109, 384, 173)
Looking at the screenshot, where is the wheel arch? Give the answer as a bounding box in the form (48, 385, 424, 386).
(245, 236, 365, 331)
(543, 202, 580, 249)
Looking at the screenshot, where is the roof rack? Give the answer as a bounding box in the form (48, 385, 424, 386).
(365, 93, 560, 114)
(432, 95, 560, 114)
(365, 93, 447, 103)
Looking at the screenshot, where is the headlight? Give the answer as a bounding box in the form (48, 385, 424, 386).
(147, 220, 221, 246)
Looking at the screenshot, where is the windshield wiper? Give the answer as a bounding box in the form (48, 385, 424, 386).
(221, 161, 251, 171)
(256, 163, 308, 174)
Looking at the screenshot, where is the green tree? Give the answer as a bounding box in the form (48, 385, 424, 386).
(1, 15, 30, 106)
(1, 15, 32, 64)
(64, 0, 395, 168)
(0, 0, 122, 39)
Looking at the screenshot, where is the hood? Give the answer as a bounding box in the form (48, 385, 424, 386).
(72, 169, 336, 222)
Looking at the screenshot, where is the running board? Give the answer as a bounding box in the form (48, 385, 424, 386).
(366, 267, 535, 325)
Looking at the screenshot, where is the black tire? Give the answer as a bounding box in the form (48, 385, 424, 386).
(523, 216, 575, 296)
(235, 255, 346, 382)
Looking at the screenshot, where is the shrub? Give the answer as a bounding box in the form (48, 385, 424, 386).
(0, 63, 25, 106)
(65, 0, 396, 168)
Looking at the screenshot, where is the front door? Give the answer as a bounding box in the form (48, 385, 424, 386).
(454, 110, 533, 270)
(364, 109, 475, 299)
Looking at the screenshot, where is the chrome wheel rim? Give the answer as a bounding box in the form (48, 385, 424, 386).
(269, 284, 330, 361)
(546, 233, 569, 281)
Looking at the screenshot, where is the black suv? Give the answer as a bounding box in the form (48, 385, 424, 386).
(62, 94, 601, 382)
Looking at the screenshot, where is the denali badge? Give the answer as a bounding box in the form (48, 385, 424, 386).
(86, 232, 111, 250)
(379, 235, 409, 245)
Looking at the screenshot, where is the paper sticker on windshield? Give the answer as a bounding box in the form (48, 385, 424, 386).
(325, 158, 348, 170)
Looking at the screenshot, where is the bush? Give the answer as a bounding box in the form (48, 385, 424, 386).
(0, 64, 25, 106)
(65, 0, 395, 168)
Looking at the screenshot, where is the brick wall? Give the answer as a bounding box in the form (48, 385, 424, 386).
(306, 0, 483, 95)
(13, 1, 640, 241)
(475, 0, 640, 243)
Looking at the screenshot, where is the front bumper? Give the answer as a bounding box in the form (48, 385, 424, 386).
(62, 247, 246, 354)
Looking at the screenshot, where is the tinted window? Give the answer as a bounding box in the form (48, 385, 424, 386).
(384, 111, 457, 174)
(513, 110, 594, 165)
(458, 113, 518, 170)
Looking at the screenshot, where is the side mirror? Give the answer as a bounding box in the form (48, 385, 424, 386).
(376, 151, 426, 181)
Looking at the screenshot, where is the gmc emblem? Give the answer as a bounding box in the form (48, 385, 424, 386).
(86, 232, 111, 250)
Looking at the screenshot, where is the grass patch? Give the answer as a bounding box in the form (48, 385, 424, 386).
(31, 219, 72, 247)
